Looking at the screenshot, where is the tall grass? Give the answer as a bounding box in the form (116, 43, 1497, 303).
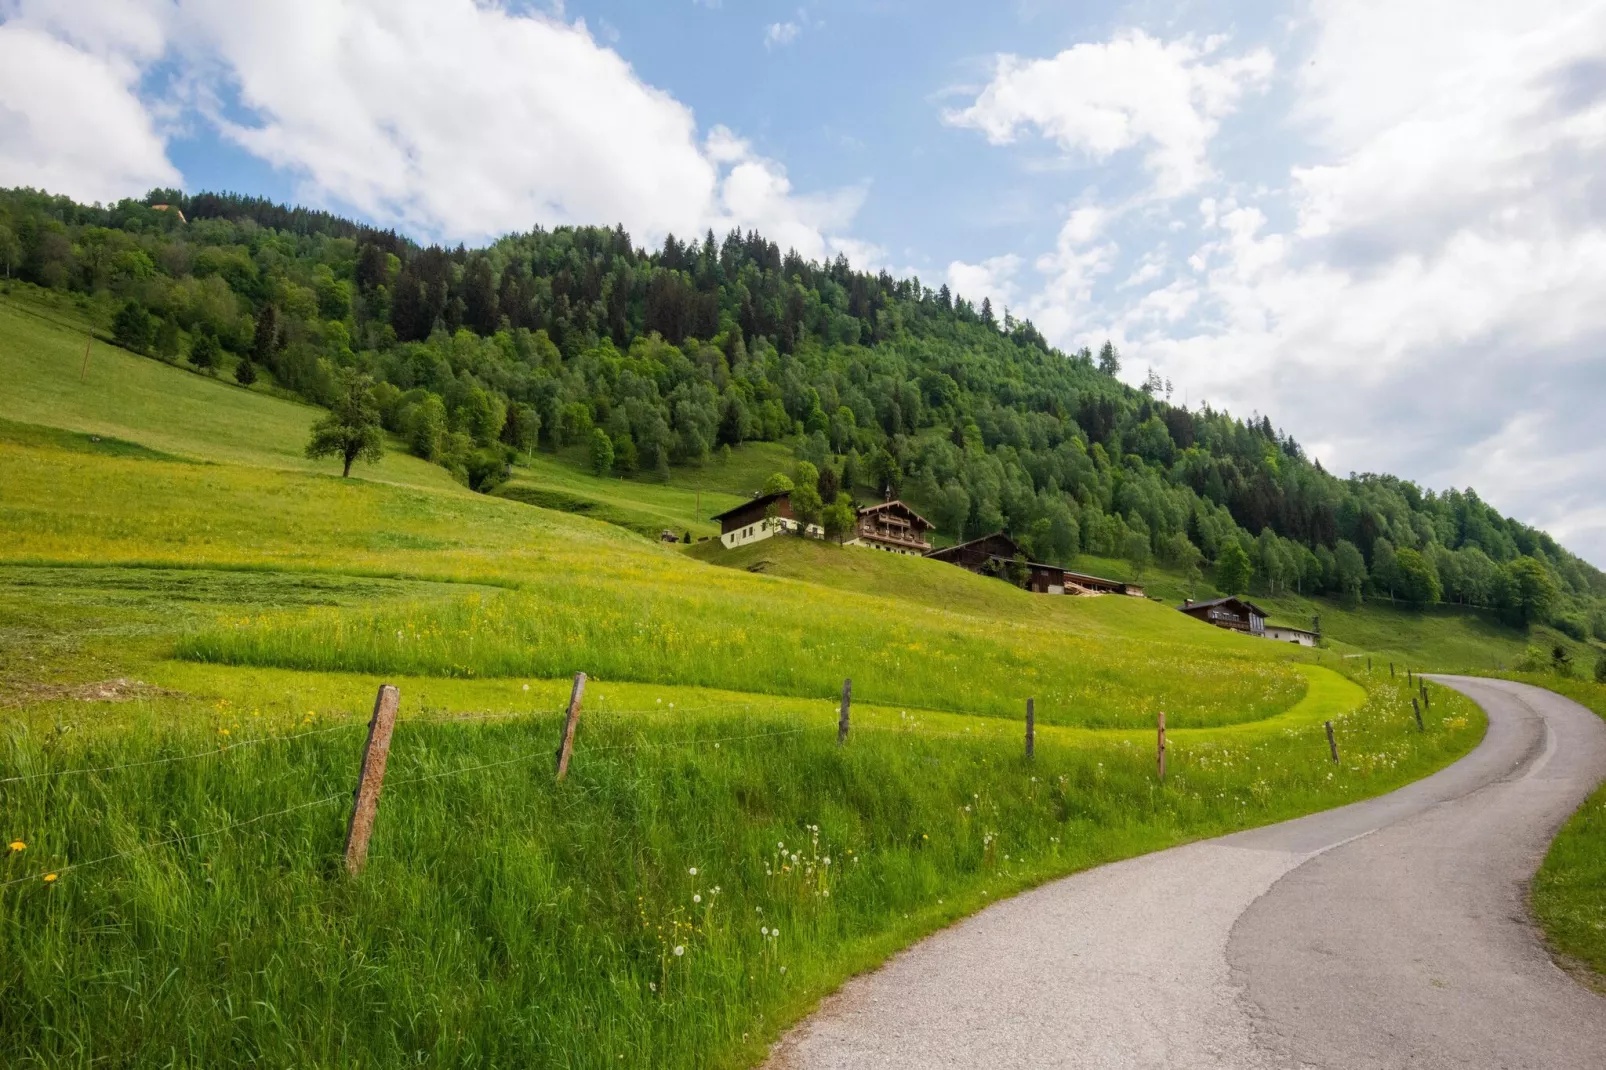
(175, 588, 1304, 727)
(0, 676, 1481, 1068)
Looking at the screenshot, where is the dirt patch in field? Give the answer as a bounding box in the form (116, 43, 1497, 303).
(0, 677, 182, 709)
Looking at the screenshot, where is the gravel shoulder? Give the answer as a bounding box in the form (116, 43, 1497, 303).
(766, 676, 1606, 1069)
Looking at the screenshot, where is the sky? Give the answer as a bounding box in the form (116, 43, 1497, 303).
(3, 0, 1606, 566)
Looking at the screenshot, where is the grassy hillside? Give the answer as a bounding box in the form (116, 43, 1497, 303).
(495, 439, 792, 539)
(0, 296, 1497, 1067)
(1498, 674, 1606, 988)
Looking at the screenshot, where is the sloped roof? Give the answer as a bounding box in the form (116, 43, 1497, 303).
(856, 499, 933, 528)
(709, 490, 788, 523)
(1178, 596, 1269, 616)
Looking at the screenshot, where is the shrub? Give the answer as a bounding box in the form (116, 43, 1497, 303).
(1515, 645, 1548, 672)
(1554, 613, 1590, 642)
(1595, 655, 1606, 684)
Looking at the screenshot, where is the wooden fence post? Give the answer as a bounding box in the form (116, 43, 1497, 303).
(1367, 657, 1372, 672)
(1412, 696, 1424, 731)
(1025, 697, 1035, 760)
(344, 684, 400, 876)
(1390, 662, 1395, 677)
(1421, 682, 1429, 709)
(838, 678, 851, 744)
(1325, 720, 1339, 765)
(1157, 710, 1167, 782)
(555, 672, 586, 780)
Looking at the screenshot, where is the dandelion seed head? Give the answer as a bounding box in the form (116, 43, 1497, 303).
(693, 894, 701, 903)
(688, 867, 697, 876)
(673, 945, 685, 956)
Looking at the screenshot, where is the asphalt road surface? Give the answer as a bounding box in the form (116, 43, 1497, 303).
(766, 676, 1606, 1069)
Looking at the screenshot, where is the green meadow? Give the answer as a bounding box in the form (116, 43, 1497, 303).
(0, 286, 1521, 1065)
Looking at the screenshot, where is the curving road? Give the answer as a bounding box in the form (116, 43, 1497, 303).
(766, 677, 1606, 1069)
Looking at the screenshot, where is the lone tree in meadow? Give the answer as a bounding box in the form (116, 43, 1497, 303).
(1215, 542, 1253, 595)
(306, 371, 384, 478)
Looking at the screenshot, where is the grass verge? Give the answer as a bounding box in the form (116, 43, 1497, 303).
(0, 670, 1480, 1068)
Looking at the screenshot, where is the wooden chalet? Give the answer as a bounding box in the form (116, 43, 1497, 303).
(1178, 596, 1267, 637)
(848, 500, 933, 555)
(923, 532, 1132, 595)
(710, 491, 823, 549)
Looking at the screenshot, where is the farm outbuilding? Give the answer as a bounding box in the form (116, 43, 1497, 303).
(923, 533, 1132, 595)
(1264, 624, 1319, 646)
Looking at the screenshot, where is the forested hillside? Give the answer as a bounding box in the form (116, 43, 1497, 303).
(2, 185, 1603, 641)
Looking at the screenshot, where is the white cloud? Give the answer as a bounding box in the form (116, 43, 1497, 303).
(764, 21, 799, 49)
(959, 8, 1606, 564)
(945, 30, 1273, 196)
(0, 0, 865, 254)
(946, 253, 1021, 312)
(0, 4, 178, 203)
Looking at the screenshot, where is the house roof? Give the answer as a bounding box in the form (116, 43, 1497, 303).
(709, 490, 787, 523)
(924, 532, 1067, 574)
(924, 531, 1021, 560)
(856, 499, 933, 528)
(1178, 596, 1269, 616)
(1265, 623, 1318, 636)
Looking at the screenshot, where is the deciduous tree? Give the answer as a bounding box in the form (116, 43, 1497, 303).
(306, 372, 384, 478)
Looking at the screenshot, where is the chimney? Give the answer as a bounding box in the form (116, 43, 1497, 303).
(1184, 598, 1194, 607)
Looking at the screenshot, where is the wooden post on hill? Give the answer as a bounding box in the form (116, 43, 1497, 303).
(1367, 657, 1372, 672)
(1408, 669, 1414, 688)
(1025, 698, 1035, 760)
(1412, 697, 1424, 731)
(79, 334, 92, 383)
(1325, 720, 1339, 765)
(1157, 711, 1167, 782)
(1390, 662, 1395, 677)
(1421, 681, 1429, 709)
(555, 673, 586, 780)
(344, 684, 400, 876)
(838, 678, 852, 744)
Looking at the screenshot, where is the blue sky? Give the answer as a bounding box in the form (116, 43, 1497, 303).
(3, 0, 1606, 566)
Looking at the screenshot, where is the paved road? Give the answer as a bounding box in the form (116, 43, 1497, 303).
(766, 676, 1606, 1069)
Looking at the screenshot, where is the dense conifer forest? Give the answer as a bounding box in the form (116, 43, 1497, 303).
(3, 185, 1602, 639)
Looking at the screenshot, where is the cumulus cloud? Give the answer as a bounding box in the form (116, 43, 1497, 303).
(0, 0, 865, 253)
(944, 30, 1273, 196)
(0, 2, 178, 203)
(970, 7, 1606, 564)
(764, 21, 800, 49)
(946, 254, 1021, 313)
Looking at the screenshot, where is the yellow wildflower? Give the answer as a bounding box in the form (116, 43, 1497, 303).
(7, 840, 24, 852)
(43, 873, 57, 883)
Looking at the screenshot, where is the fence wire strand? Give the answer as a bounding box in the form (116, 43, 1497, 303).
(0, 792, 350, 889)
(0, 721, 367, 786)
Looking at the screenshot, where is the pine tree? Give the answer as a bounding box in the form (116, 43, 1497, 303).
(234, 357, 258, 386)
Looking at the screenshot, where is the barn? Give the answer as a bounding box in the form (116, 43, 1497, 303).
(924, 532, 1127, 595)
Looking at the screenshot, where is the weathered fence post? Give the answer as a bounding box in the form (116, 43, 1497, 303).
(1025, 697, 1035, 760)
(1421, 681, 1429, 709)
(555, 672, 586, 780)
(1325, 720, 1339, 765)
(1408, 669, 1414, 688)
(344, 683, 401, 876)
(1412, 696, 1424, 731)
(838, 678, 851, 744)
(1157, 710, 1167, 782)
(1390, 662, 1395, 677)
(1367, 656, 1372, 672)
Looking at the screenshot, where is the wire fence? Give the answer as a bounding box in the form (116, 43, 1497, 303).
(0, 682, 839, 888)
